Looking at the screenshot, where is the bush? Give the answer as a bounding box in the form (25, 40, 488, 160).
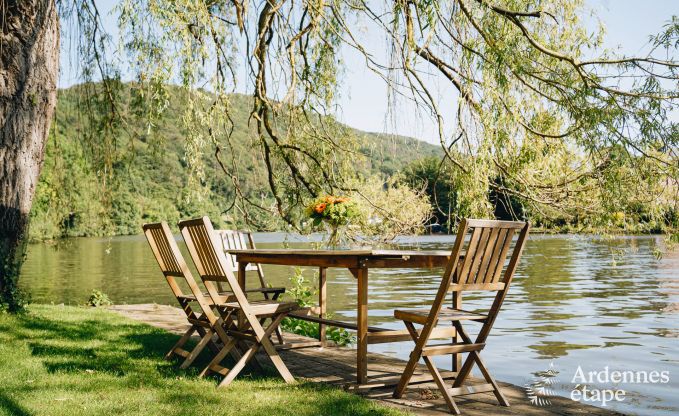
(280, 268, 355, 347)
(87, 290, 112, 307)
(349, 175, 432, 242)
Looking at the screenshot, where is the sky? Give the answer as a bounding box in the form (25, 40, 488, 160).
(59, 0, 679, 144)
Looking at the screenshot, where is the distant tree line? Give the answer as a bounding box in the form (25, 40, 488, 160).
(404, 156, 678, 233)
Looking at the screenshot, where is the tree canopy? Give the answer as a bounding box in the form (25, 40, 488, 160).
(60, 0, 678, 228)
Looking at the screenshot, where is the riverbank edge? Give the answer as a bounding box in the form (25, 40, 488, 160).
(27, 227, 679, 245)
(108, 303, 625, 416)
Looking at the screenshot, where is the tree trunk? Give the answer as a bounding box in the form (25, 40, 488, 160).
(0, 0, 59, 311)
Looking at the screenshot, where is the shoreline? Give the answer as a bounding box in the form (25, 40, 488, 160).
(28, 227, 679, 245)
(108, 303, 625, 416)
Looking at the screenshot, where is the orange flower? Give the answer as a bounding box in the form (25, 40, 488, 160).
(335, 197, 349, 203)
(314, 203, 327, 214)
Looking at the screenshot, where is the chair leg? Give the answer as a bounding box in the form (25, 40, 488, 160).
(423, 355, 460, 415)
(452, 352, 476, 388)
(220, 310, 250, 363)
(166, 324, 198, 360)
(258, 316, 277, 345)
(470, 351, 509, 406)
(219, 343, 261, 387)
(233, 319, 263, 370)
(196, 314, 221, 354)
(395, 321, 460, 413)
(244, 340, 266, 372)
(393, 321, 425, 399)
(266, 293, 286, 344)
(200, 338, 238, 377)
(257, 314, 295, 383)
(179, 328, 214, 369)
(218, 313, 293, 386)
(195, 326, 221, 354)
(451, 321, 476, 387)
(274, 327, 285, 345)
(450, 322, 509, 407)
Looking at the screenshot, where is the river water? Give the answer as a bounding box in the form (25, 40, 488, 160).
(19, 233, 679, 415)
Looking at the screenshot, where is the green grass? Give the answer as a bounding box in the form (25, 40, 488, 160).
(0, 305, 406, 416)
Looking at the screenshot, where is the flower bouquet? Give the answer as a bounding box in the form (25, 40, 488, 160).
(305, 195, 361, 248)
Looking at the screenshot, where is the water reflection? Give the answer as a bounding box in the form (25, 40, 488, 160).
(19, 233, 679, 416)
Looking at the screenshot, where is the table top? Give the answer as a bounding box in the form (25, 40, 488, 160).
(229, 248, 454, 269)
(228, 248, 452, 257)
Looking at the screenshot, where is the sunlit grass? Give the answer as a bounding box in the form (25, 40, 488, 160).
(0, 305, 406, 416)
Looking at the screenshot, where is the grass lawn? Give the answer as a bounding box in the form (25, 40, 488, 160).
(0, 304, 406, 416)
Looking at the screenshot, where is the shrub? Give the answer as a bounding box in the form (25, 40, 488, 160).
(281, 268, 356, 346)
(87, 290, 112, 307)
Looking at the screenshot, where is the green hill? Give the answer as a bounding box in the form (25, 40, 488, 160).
(29, 84, 441, 240)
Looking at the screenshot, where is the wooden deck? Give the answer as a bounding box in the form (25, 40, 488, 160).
(109, 304, 621, 416)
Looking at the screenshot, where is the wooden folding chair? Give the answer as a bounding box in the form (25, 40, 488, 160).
(179, 216, 300, 387)
(217, 229, 286, 344)
(142, 222, 229, 369)
(217, 230, 285, 301)
(393, 219, 530, 414)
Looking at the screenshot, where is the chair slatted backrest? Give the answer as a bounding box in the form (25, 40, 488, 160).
(421, 219, 529, 335)
(450, 219, 527, 292)
(217, 229, 269, 290)
(178, 217, 255, 313)
(142, 222, 217, 322)
(217, 230, 260, 272)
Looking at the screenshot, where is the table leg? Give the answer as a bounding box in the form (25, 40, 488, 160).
(356, 266, 368, 385)
(238, 262, 247, 330)
(238, 262, 247, 290)
(319, 267, 327, 347)
(452, 265, 461, 372)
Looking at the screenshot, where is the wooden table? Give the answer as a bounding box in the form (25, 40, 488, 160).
(229, 249, 455, 386)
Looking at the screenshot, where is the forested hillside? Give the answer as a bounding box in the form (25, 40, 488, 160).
(29, 84, 441, 241)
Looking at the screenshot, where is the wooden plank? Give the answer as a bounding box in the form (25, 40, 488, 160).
(237, 262, 247, 330)
(233, 254, 361, 268)
(356, 266, 368, 385)
(318, 267, 327, 347)
(287, 312, 384, 332)
(463, 219, 525, 229)
(186, 317, 212, 328)
(275, 341, 323, 350)
(453, 260, 462, 372)
(464, 227, 491, 284)
(232, 250, 453, 269)
(247, 232, 269, 288)
(172, 348, 190, 358)
(456, 227, 482, 283)
(421, 342, 485, 356)
(364, 256, 450, 268)
(234, 254, 452, 269)
(229, 249, 451, 257)
(475, 227, 500, 283)
(488, 229, 515, 283)
(481, 228, 508, 284)
(235, 249, 373, 255)
(448, 282, 505, 292)
(223, 330, 257, 342)
(346, 370, 458, 390)
(447, 383, 496, 396)
(210, 364, 230, 377)
(367, 326, 457, 344)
